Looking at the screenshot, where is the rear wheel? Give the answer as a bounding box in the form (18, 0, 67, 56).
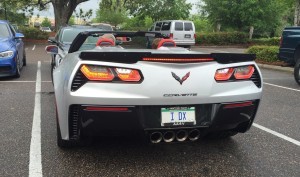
(23, 50, 27, 66)
(294, 59, 300, 85)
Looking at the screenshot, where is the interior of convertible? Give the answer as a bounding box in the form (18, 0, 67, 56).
(78, 33, 182, 51)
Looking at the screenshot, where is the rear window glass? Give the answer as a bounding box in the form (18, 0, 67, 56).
(0, 24, 10, 38)
(184, 22, 193, 31)
(155, 22, 162, 31)
(161, 22, 171, 31)
(175, 22, 183, 31)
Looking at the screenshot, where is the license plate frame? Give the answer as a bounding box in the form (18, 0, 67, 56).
(184, 34, 191, 38)
(161, 107, 196, 126)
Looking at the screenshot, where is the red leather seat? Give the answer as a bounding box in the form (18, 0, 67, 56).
(157, 39, 176, 48)
(96, 38, 115, 46)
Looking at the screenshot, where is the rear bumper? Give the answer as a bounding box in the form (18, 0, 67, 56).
(66, 100, 260, 141)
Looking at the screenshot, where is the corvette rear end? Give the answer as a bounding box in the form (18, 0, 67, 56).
(49, 31, 262, 147)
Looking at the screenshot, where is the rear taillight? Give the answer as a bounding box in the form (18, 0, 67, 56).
(234, 66, 254, 80)
(214, 68, 235, 81)
(194, 33, 196, 39)
(80, 65, 142, 82)
(215, 65, 255, 81)
(80, 65, 115, 81)
(115, 68, 141, 82)
(169, 33, 173, 38)
(280, 36, 283, 47)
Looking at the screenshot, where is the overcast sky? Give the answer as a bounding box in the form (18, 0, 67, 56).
(35, 0, 199, 18)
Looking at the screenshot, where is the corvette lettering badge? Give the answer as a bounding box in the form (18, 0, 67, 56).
(171, 72, 190, 85)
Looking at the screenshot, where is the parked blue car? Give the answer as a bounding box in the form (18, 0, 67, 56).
(0, 20, 26, 78)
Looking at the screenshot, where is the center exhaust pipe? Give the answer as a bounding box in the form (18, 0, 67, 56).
(150, 132, 163, 143)
(176, 130, 188, 142)
(188, 129, 200, 141)
(163, 131, 175, 142)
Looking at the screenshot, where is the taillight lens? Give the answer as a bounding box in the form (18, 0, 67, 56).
(194, 33, 196, 39)
(115, 68, 141, 82)
(215, 65, 255, 81)
(234, 66, 254, 80)
(169, 33, 173, 38)
(214, 68, 234, 81)
(80, 65, 114, 81)
(280, 36, 283, 47)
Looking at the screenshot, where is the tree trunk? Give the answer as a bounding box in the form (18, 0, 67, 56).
(249, 26, 254, 40)
(51, 0, 89, 31)
(216, 23, 221, 32)
(294, 0, 300, 26)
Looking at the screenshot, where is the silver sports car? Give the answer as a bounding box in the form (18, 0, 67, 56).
(46, 31, 263, 148)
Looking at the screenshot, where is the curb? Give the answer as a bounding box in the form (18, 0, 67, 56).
(257, 63, 293, 73)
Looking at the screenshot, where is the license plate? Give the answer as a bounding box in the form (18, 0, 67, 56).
(161, 107, 196, 126)
(185, 34, 191, 38)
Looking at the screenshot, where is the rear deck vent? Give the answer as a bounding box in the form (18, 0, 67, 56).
(250, 68, 261, 88)
(71, 71, 88, 91)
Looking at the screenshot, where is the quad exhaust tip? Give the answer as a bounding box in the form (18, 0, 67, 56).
(163, 131, 175, 142)
(150, 129, 201, 143)
(188, 129, 200, 141)
(176, 130, 188, 142)
(150, 132, 163, 144)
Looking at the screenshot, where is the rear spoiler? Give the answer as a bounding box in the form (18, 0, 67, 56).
(79, 52, 256, 64)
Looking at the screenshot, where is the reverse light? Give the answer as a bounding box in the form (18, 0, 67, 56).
(234, 66, 255, 80)
(0, 51, 14, 58)
(115, 68, 141, 82)
(80, 65, 114, 81)
(214, 68, 234, 81)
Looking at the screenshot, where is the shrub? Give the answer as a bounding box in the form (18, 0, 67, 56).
(246, 45, 279, 62)
(250, 37, 280, 46)
(196, 32, 248, 45)
(18, 26, 49, 40)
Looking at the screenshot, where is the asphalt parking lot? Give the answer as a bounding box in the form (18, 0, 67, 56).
(0, 44, 299, 177)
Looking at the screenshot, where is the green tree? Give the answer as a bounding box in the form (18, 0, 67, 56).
(95, 0, 128, 27)
(68, 16, 76, 25)
(200, 0, 289, 36)
(41, 17, 51, 27)
(75, 8, 93, 24)
(125, 0, 192, 21)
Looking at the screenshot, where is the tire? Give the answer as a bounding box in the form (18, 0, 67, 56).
(294, 58, 300, 85)
(14, 54, 21, 78)
(205, 131, 238, 139)
(23, 50, 27, 66)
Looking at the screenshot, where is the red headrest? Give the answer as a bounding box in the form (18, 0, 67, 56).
(157, 39, 176, 48)
(96, 38, 115, 46)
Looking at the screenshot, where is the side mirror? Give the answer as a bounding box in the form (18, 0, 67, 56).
(48, 37, 57, 44)
(15, 33, 24, 38)
(45, 45, 58, 54)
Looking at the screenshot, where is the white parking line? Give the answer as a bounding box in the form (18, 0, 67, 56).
(32, 45, 36, 51)
(264, 82, 300, 92)
(29, 61, 42, 177)
(253, 123, 300, 146)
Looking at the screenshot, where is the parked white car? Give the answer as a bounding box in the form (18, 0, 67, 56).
(40, 27, 52, 32)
